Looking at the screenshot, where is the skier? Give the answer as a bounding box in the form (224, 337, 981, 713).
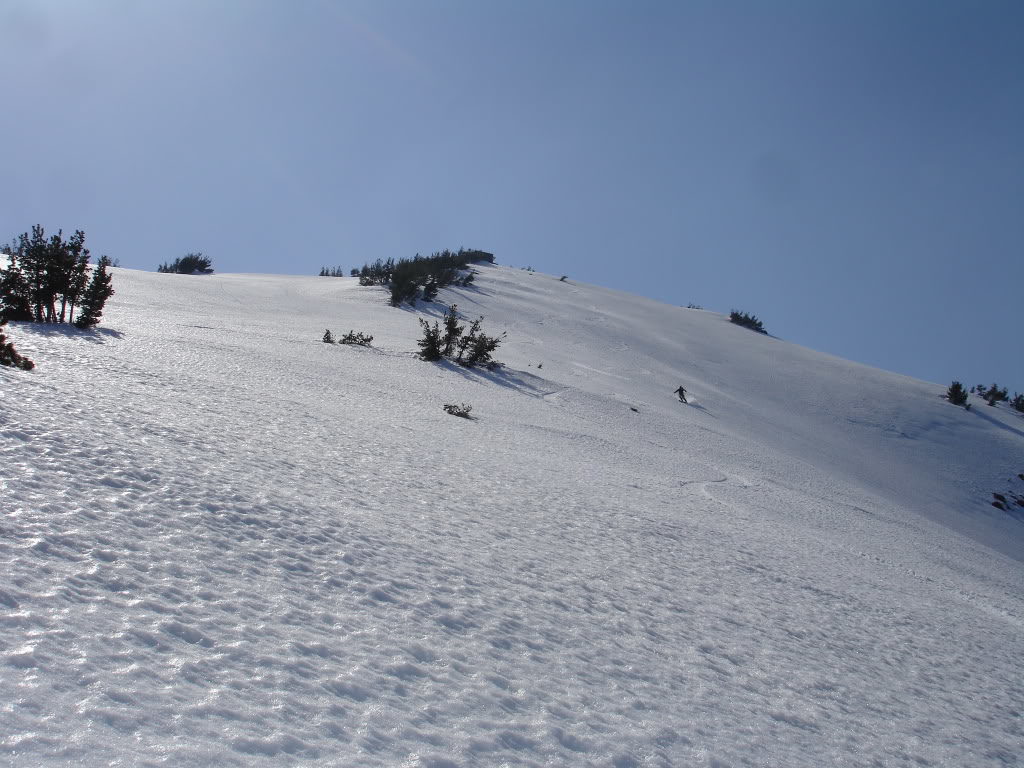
(674, 385, 687, 403)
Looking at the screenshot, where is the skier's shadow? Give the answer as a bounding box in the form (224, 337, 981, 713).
(684, 401, 715, 418)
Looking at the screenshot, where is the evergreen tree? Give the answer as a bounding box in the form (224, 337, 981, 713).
(729, 310, 767, 334)
(157, 253, 213, 274)
(462, 328, 504, 368)
(417, 305, 503, 367)
(0, 256, 33, 322)
(2, 226, 96, 324)
(946, 381, 968, 406)
(0, 319, 34, 370)
(340, 330, 373, 346)
(74, 256, 114, 329)
(323, 329, 335, 343)
(63, 232, 91, 324)
(417, 318, 443, 361)
(455, 317, 482, 363)
(441, 304, 463, 356)
(984, 383, 1009, 407)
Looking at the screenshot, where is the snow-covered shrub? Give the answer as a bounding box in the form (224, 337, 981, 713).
(946, 381, 968, 406)
(443, 403, 473, 418)
(340, 330, 373, 346)
(0, 320, 34, 370)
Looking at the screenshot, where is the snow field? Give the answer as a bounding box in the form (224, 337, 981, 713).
(1, 264, 1022, 766)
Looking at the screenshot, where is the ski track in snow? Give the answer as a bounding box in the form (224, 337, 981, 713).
(1, 265, 1022, 767)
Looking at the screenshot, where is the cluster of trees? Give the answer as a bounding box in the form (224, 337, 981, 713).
(946, 381, 1024, 412)
(0, 319, 34, 370)
(991, 487, 1024, 513)
(973, 383, 1024, 411)
(418, 304, 504, 368)
(1, 226, 114, 329)
(729, 310, 767, 334)
(157, 253, 213, 274)
(353, 248, 494, 306)
(322, 329, 373, 346)
(318, 266, 347, 277)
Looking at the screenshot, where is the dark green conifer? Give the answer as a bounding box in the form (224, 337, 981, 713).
(946, 381, 968, 406)
(417, 318, 443, 360)
(0, 319, 34, 370)
(74, 256, 114, 329)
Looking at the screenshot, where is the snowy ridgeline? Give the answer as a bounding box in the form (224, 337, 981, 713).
(1, 265, 1022, 767)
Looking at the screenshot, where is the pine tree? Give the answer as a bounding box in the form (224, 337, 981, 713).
(74, 256, 114, 329)
(455, 317, 482, 363)
(946, 381, 968, 406)
(0, 319, 34, 370)
(323, 329, 335, 343)
(441, 305, 462, 356)
(417, 318, 443, 360)
(0, 254, 33, 322)
(61, 231, 91, 324)
(2, 226, 96, 324)
(462, 329, 504, 368)
(422, 279, 439, 302)
(984, 383, 1009, 407)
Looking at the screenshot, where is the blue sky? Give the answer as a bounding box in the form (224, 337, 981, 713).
(3, 0, 1021, 390)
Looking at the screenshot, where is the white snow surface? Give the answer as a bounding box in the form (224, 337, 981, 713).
(2, 264, 1022, 767)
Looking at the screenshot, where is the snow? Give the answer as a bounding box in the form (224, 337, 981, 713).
(1, 264, 1022, 767)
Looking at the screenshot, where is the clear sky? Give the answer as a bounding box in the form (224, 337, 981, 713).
(3, 0, 1021, 390)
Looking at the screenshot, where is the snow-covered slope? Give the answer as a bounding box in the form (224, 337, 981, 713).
(2, 264, 1022, 767)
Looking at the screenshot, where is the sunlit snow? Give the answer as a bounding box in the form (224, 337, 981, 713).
(1, 264, 1022, 766)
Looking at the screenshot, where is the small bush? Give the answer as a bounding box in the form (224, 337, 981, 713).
(443, 403, 473, 419)
(158, 252, 213, 274)
(0, 320, 34, 370)
(729, 310, 766, 334)
(340, 330, 373, 346)
(946, 381, 968, 406)
(323, 329, 335, 344)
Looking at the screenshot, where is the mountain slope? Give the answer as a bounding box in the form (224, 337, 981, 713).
(1, 264, 1022, 767)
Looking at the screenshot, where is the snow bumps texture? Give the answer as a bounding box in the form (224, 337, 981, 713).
(1, 265, 1022, 767)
